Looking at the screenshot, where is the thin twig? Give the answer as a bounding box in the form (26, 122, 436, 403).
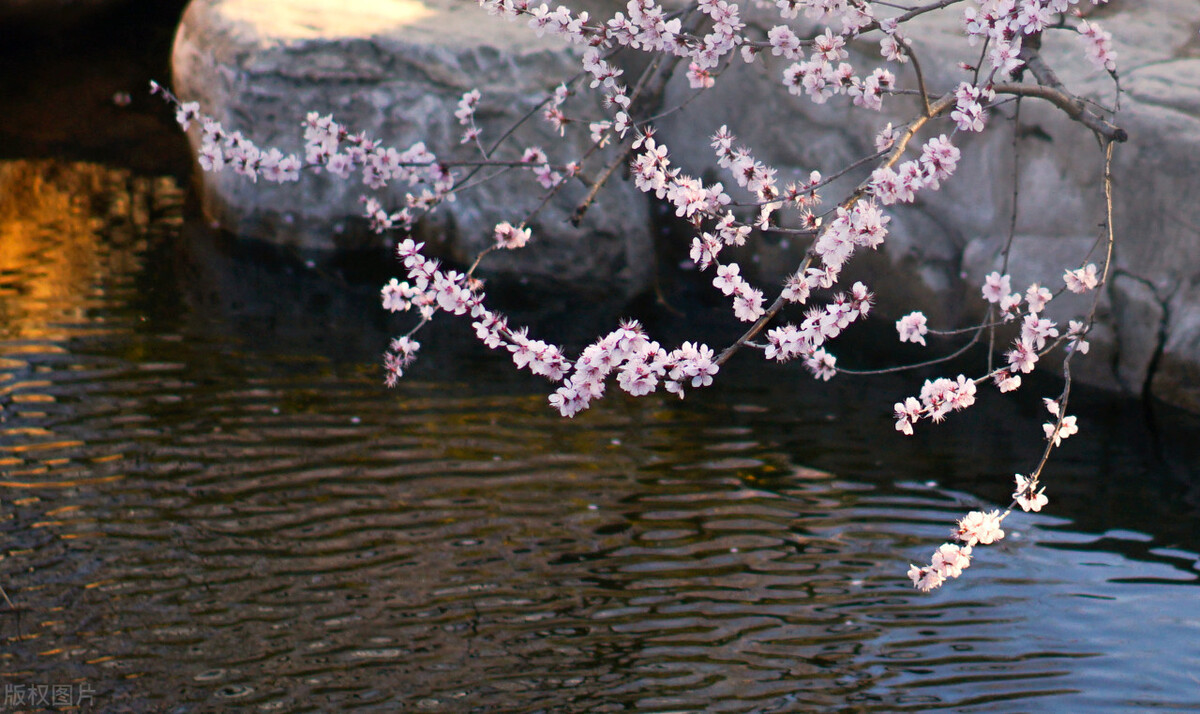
(837, 320, 987, 375)
(908, 46, 934, 117)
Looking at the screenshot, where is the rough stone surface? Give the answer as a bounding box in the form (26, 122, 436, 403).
(653, 0, 1200, 410)
(171, 0, 653, 297)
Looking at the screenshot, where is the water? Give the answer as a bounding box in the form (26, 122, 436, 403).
(3, 158, 1200, 712)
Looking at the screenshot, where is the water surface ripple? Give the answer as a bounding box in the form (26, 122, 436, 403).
(2, 159, 1200, 712)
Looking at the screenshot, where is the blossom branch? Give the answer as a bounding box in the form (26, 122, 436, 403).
(714, 92, 957, 369)
(996, 37, 1126, 143)
(571, 52, 686, 226)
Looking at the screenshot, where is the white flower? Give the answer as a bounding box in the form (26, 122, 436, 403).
(1013, 473, 1049, 512)
(1064, 264, 1100, 293)
(1044, 415, 1078, 447)
(982, 272, 1011, 304)
(896, 312, 929, 346)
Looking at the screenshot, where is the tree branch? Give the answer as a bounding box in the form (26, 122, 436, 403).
(994, 40, 1127, 143)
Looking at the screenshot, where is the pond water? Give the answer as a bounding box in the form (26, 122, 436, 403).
(2, 157, 1200, 712)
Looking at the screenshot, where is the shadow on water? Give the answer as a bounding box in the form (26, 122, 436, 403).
(3, 7, 1200, 712)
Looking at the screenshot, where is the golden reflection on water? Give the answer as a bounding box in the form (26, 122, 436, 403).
(0, 160, 179, 489)
(0, 159, 182, 341)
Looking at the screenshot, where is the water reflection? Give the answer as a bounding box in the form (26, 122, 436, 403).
(0, 159, 180, 341)
(1, 158, 1200, 711)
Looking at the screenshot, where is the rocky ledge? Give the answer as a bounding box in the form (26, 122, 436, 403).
(171, 0, 653, 298)
(173, 0, 1200, 411)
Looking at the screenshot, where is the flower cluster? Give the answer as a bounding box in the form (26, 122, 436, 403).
(302, 113, 457, 200)
(908, 508, 1006, 592)
(893, 375, 978, 435)
(712, 126, 784, 226)
(951, 82, 993, 133)
(778, 28, 899, 110)
(962, 0, 1114, 78)
(908, 543, 973, 593)
(455, 89, 482, 144)
(869, 133, 961, 207)
(549, 323, 720, 417)
(813, 201, 889, 273)
(1078, 18, 1118, 73)
(763, 282, 872, 380)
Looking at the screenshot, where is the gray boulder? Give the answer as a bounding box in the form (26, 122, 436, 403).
(171, 0, 653, 297)
(653, 0, 1200, 410)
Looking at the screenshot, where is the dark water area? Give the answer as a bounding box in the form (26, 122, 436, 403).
(4, 8, 1200, 713)
(3, 161, 1200, 714)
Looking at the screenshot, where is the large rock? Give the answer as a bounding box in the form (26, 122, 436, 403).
(171, 0, 654, 298)
(653, 0, 1200, 409)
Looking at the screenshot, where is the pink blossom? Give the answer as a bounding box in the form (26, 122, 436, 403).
(383, 352, 405, 387)
(989, 38, 1024, 78)
(919, 135, 960, 190)
(550, 379, 592, 418)
(1044, 415, 1078, 446)
(805, 348, 837, 381)
(1068, 320, 1091, 355)
(713, 263, 743, 295)
(494, 222, 531, 250)
(781, 272, 810, 304)
(875, 122, 899, 152)
(999, 292, 1023, 318)
(1064, 264, 1100, 293)
(617, 353, 665, 396)
(1013, 473, 1049, 512)
(767, 24, 802, 59)
(1020, 314, 1059, 350)
(982, 271, 1012, 304)
(896, 311, 929, 346)
(765, 324, 804, 362)
(175, 101, 201, 130)
(880, 34, 908, 63)
(894, 396, 922, 435)
(382, 278, 416, 312)
(994, 370, 1022, 393)
(869, 166, 900, 205)
(1079, 19, 1117, 72)
(908, 564, 946, 593)
(454, 89, 480, 125)
(1007, 339, 1039, 374)
(686, 63, 715, 89)
(813, 28, 848, 62)
(668, 341, 719, 389)
(1025, 283, 1053, 314)
(732, 286, 765, 322)
(954, 510, 1005, 547)
(951, 82, 991, 132)
(931, 543, 972, 579)
(689, 233, 722, 270)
